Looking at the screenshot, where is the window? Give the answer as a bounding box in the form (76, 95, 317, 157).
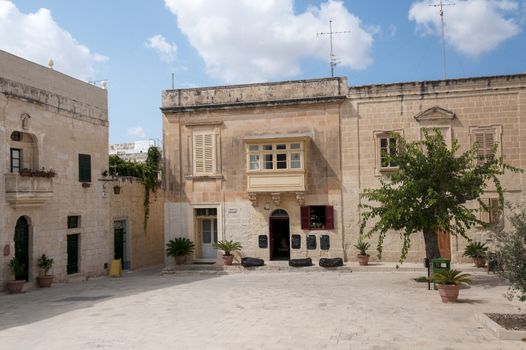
(10, 148, 21, 173)
(480, 198, 500, 224)
(67, 216, 80, 229)
(193, 132, 216, 175)
(195, 208, 217, 217)
(78, 154, 91, 182)
(374, 131, 400, 174)
(300, 206, 334, 230)
(473, 131, 495, 164)
(246, 142, 304, 172)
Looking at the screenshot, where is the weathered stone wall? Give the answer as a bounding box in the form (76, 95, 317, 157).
(343, 74, 526, 262)
(163, 78, 347, 263)
(0, 50, 110, 287)
(109, 178, 165, 269)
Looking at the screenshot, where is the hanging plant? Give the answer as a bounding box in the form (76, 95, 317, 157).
(109, 146, 161, 230)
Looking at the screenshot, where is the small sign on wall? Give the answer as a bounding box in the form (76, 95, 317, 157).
(228, 208, 238, 214)
(307, 235, 317, 250)
(258, 235, 268, 249)
(291, 234, 301, 249)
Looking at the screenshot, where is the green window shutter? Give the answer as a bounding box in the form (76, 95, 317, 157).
(78, 154, 91, 182)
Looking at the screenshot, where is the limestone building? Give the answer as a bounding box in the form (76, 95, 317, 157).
(162, 74, 526, 264)
(0, 50, 111, 287)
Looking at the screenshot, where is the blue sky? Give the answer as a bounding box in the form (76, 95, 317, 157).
(2, 0, 525, 144)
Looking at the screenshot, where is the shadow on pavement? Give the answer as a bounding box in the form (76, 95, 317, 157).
(0, 266, 221, 331)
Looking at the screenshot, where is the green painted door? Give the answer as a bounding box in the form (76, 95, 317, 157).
(14, 217, 29, 281)
(67, 234, 79, 274)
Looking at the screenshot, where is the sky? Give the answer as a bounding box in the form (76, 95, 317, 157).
(1, 0, 525, 144)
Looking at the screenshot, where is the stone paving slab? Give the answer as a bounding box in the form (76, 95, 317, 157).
(0, 267, 523, 350)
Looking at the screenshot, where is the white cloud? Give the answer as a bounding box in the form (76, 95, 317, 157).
(0, 0, 107, 81)
(163, 0, 374, 82)
(146, 34, 177, 63)
(409, 0, 521, 57)
(127, 127, 147, 138)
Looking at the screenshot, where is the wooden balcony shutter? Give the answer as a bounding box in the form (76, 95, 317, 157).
(325, 205, 334, 230)
(78, 154, 91, 182)
(474, 131, 495, 163)
(204, 134, 214, 174)
(300, 206, 310, 230)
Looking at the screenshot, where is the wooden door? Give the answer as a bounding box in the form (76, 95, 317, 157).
(67, 234, 79, 274)
(437, 230, 451, 259)
(14, 217, 29, 281)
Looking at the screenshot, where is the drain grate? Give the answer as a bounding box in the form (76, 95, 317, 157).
(55, 295, 112, 302)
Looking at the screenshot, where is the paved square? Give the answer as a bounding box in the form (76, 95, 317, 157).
(0, 268, 524, 349)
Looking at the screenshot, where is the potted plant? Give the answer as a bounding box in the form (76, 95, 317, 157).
(213, 240, 242, 265)
(36, 254, 54, 288)
(166, 237, 195, 265)
(433, 269, 472, 303)
(354, 240, 370, 266)
(463, 241, 488, 268)
(6, 257, 25, 294)
(19, 168, 32, 177)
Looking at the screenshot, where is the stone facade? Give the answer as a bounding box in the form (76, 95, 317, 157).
(0, 50, 110, 287)
(162, 74, 526, 264)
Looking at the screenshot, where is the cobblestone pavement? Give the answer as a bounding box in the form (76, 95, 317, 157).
(0, 267, 524, 350)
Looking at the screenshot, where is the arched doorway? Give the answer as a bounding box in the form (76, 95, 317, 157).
(14, 216, 30, 281)
(269, 209, 290, 260)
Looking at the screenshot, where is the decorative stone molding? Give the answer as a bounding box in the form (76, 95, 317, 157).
(295, 192, 305, 206)
(271, 192, 281, 206)
(248, 192, 257, 206)
(21, 113, 31, 130)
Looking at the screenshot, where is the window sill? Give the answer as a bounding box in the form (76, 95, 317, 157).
(185, 174, 223, 181)
(375, 167, 399, 177)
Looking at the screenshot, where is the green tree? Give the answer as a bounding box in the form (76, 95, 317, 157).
(360, 129, 520, 261)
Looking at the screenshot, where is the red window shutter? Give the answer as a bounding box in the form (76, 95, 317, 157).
(300, 206, 310, 230)
(325, 205, 334, 230)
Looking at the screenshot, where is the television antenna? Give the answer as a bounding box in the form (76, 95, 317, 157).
(317, 20, 351, 77)
(430, 0, 455, 79)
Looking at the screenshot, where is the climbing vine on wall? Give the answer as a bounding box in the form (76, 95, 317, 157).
(109, 146, 162, 230)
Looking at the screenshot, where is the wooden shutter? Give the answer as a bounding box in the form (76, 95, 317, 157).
(480, 198, 490, 223)
(78, 154, 91, 182)
(193, 134, 204, 174)
(193, 133, 215, 175)
(204, 134, 214, 173)
(474, 131, 495, 163)
(489, 198, 499, 224)
(300, 206, 310, 230)
(484, 132, 495, 160)
(325, 205, 334, 230)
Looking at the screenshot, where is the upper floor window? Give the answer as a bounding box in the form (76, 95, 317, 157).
(246, 142, 303, 172)
(10, 148, 21, 173)
(193, 132, 216, 175)
(480, 198, 500, 224)
(471, 126, 501, 165)
(78, 154, 91, 182)
(374, 131, 400, 174)
(67, 215, 81, 229)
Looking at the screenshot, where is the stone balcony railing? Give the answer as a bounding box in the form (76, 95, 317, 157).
(5, 173, 54, 208)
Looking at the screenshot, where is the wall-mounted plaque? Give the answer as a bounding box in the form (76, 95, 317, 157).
(320, 235, 330, 250)
(307, 235, 317, 250)
(258, 235, 268, 249)
(291, 234, 301, 249)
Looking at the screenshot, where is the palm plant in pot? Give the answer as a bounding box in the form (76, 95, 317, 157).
(354, 240, 370, 266)
(37, 254, 54, 288)
(213, 240, 242, 265)
(463, 241, 488, 268)
(166, 237, 195, 265)
(6, 257, 25, 294)
(433, 269, 472, 303)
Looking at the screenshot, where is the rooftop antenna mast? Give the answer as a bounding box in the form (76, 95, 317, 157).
(317, 20, 351, 77)
(430, 0, 455, 79)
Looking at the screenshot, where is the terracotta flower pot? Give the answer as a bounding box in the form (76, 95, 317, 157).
(223, 255, 234, 266)
(174, 255, 186, 265)
(37, 275, 54, 288)
(357, 254, 370, 266)
(7, 280, 25, 294)
(437, 284, 460, 303)
(473, 256, 486, 268)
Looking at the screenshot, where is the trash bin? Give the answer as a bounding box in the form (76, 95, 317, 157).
(431, 258, 450, 289)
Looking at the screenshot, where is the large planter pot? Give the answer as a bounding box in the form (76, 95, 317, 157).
(223, 255, 234, 266)
(437, 284, 460, 303)
(37, 275, 54, 288)
(357, 254, 370, 266)
(6, 280, 25, 294)
(473, 256, 486, 268)
(174, 255, 186, 265)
